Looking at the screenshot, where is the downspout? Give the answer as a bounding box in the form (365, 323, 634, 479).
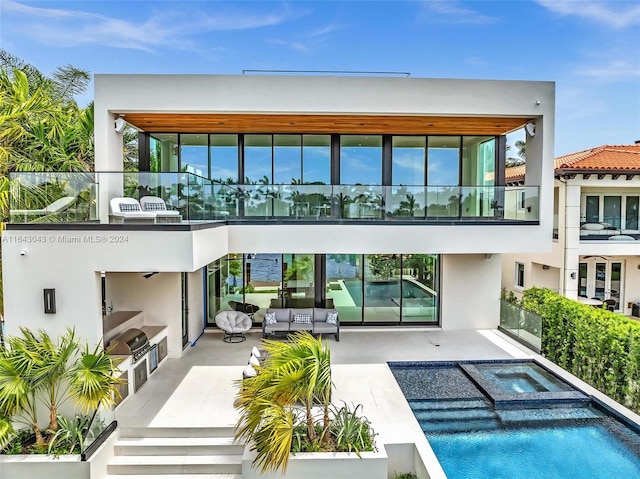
(190, 268, 208, 347)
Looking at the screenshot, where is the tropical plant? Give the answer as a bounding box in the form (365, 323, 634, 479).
(47, 414, 92, 454)
(330, 402, 376, 454)
(234, 331, 375, 474)
(0, 327, 121, 452)
(284, 254, 314, 281)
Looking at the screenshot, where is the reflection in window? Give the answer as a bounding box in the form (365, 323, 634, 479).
(326, 254, 362, 323)
(210, 134, 238, 183)
(180, 134, 208, 178)
(461, 136, 496, 218)
(626, 196, 639, 230)
(274, 135, 301, 184)
(303, 135, 331, 184)
(340, 135, 382, 185)
(428, 136, 460, 186)
(150, 133, 178, 172)
(401, 254, 438, 323)
(603, 196, 621, 229)
(585, 196, 599, 223)
(244, 135, 272, 184)
(392, 136, 426, 185)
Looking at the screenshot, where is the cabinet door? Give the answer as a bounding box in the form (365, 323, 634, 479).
(157, 336, 168, 362)
(134, 359, 148, 393)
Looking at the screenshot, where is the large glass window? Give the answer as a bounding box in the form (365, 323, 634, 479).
(210, 134, 238, 183)
(363, 254, 401, 323)
(180, 134, 208, 178)
(461, 136, 496, 218)
(326, 254, 362, 324)
(585, 195, 600, 223)
(340, 135, 382, 185)
(282, 254, 315, 308)
(603, 196, 622, 229)
(149, 133, 178, 172)
(626, 196, 639, 230)
(392, 136, 426, 185)
(244, 135, 272, 184)
(428, 136, 460, 186)
(245, 254, 281, 320)
(401, 254, 439, 323)
(303, 135, 331, 184)
(274, 135, 302, 184)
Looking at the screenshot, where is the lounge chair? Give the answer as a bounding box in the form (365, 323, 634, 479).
(215, 310, 252, 343)
(140, 196, 182, 223)
(109, 197, 156, 223)
(10, 196, 76, 221)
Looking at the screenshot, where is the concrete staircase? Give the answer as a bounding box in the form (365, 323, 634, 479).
(106, 427, 243, 479)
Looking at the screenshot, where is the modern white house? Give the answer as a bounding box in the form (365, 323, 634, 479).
(3, 74, 555, 397)
(502, 143, 640, 315)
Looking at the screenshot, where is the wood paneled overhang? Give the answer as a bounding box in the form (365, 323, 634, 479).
(120, 113, 531, 135)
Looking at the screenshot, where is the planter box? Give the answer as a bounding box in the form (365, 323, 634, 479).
(242, 447, 388, 479)
(0, 454, 88, 479)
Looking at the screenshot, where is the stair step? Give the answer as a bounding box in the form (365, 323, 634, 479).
(414, 407, 495, 422)
(107, 455, 242, 475)
(497, 406, 604, 424)
(119, 427, 236, 438)
(115, 437, 244, 456)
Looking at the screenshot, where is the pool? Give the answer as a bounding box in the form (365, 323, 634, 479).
(342, 279, 434, 307)
(390, 361, 640, 479)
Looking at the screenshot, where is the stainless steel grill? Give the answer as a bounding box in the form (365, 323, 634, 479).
(109, 328, 150, 362)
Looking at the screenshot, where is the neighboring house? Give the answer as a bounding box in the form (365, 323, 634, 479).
(2, 74, 554, 396)
(502, 143, 640, 315)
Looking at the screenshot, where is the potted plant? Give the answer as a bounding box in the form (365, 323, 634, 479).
(235, 331, 384, 478)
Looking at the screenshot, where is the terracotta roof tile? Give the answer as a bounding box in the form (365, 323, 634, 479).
(505, 144, 640, 182)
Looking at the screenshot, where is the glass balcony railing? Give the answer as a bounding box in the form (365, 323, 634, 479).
(7, 172, 540, 225)
(498, 299, 542, 352)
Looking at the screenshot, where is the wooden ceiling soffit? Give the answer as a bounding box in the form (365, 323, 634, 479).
(122, 113, 530, 135)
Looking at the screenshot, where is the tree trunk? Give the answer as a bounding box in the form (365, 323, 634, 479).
(306, 402, 316, 441)
(33, 422, 44, 445)
(49, 404, 58, 432)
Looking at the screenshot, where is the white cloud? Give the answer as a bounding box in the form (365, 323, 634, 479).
(575, 59, 640, 82)
(2, 0, 305, 52)
(419, 1, 499, 24)
(536, 1, 640, 29)
(269, 39, 309, 53)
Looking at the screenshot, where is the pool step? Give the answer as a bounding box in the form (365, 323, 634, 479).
(412, 400, 502, 434)
(497, 406, 604, 425)
(409, 399, 488, 411)
(422, 417, 502, 434)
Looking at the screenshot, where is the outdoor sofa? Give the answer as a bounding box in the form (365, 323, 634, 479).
(262, 307, 339, 341)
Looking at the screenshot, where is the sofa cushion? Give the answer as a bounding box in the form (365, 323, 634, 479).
(326, 311, 339, 325)
(267, 308, 291, 322)
(313, 308, 338, 322)
(264, 321, 290, 333)
(314, 322, 338, 334)
(293, 313, 312, 324)
(264, 312, 277, 325)
(581, 223, 604, 231)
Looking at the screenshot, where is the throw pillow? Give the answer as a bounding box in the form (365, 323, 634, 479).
(243, 364, 257, 378)
(249, 355, 260, 367)
(326, 311, 338, 325)
(264, 312, 277, 325)
(293, 313, 312, 324)
(251, 346, 262, 358)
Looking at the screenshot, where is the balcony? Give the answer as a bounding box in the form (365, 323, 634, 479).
(7, 172, 540, 226)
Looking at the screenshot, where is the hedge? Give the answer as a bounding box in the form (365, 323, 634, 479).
(522, 287, 640, 414)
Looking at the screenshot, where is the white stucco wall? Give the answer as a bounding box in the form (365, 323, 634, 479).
(441, 254, 501, 329)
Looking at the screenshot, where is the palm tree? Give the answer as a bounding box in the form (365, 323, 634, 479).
(0, 327, 121, 449)
(234, 331, 332, 473)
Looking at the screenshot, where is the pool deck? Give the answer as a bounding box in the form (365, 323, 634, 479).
(114, 328, 640, 478)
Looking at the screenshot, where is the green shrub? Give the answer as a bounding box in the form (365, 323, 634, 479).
(394, 474, 418, 479)
(522, 287, 640, 413)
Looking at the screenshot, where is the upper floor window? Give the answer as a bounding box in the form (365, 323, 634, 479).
(180, 134, 208, 178)
(582, 193, 639, 231)
(392, 136, 425, 185)
(210, 134, 238, 184)
(150, 133, 178, 172)
(428, 136, 460, 186)
(515, 262, 525, 288)
(340, 135, 382, 185)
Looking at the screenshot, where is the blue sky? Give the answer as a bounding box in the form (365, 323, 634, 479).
(1, 0, 639, 157)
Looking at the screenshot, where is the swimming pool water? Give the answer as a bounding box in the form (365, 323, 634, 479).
(429, 424, 640, 479)
(391, 362, 640, 479)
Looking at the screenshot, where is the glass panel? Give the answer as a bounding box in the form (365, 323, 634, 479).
(326, 254, 362, 323)
(610, 262, 621, 309)
(401, 254, 438, 323)
(274, 135, 301, 184)
(340, 135, 382, 185)
(210, 134, 238, 183)
(392, 136, 425, 185)
(585, 195, 599, 223)
(244, 134, 272, 185)
(363, 254, 401, 323)
(625, 196, 639, 230)
(578, 263, 588, 297)
(282, 254, 315, 308)
(387, 185, 425, 218)
(222, 254, 244, 307)
(461, 137, 495, 218)
(428, 136, 460, 186)
(303, 135, 331, 184)
(180, 134, 208, 178)
(150, 133, 178, 172)
(426, 186, 460, 218)
(245, 254, 281, 321)
(603, 196, 621, 229)
(516, 263, 525, 287)
(594, 262, 606, 300)
(338, 184, 384, 219)
(207, 258, 223, 326)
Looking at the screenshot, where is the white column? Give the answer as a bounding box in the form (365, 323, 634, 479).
(563, 183, 581, 299)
